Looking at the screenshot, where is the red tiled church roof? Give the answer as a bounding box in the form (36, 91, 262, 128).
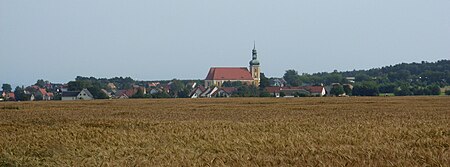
(205, 67, 254, 80)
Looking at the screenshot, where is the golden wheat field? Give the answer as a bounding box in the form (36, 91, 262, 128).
(0, 97, 449, 166)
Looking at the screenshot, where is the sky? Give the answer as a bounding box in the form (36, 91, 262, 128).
(1, 0, 449, 87)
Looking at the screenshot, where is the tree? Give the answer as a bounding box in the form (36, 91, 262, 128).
(153, 91, 170, 98)
(87, 87, 107, 99)
(2, 84, 12, 93)
(169, 79, 186, 98)
(14, 86, 30, 101)
(355, 73, 371, 82)
(378, 83, 396, 93)
(394, 84, 412, 96)
(428, 84, 441, 95)
(177, 88, 191, 98)
(352, 81, 379, 96)
(131, 89, 145, 98)
(236, 85, 259, 97)
(388, 70, 411, 82)
(259, 90, 271, 97)
(283, 70, 302, 86)
(331, 85, 345, 96)
(68, 80, 92, 91)
(343, 84, 352, 96)
(259, 73, 270, 89)
(35, 79, 46, 88)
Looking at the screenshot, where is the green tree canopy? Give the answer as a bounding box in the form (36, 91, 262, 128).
(352, 81, 379, 96)
(283, 70, 302, 86)
(2, 84, 12, 93)
(35, 79, 47, 88)
(259, 73, 270, 89)
(331, 85, 345, 96)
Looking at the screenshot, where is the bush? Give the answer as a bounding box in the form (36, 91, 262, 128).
(259, 91, 272, 97)
(428, 84, 441, 95)
(446, 90, 450, 95)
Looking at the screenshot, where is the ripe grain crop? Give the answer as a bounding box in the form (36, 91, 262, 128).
(0, 97, 449, 166)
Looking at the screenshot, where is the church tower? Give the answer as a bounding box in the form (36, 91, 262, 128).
(249, 42, 261, 86)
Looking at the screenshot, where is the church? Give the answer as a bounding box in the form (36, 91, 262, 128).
(205, 44, 261, 87)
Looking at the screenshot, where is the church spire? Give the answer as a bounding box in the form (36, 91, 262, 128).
(250, 41, 260, 66)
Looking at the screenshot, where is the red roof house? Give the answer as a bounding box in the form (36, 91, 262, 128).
(7, 92, 15, 101)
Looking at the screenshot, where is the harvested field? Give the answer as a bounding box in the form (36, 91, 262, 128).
(0, 97, 449, 166)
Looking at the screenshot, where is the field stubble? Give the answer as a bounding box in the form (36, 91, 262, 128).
(0, 97, 449, 166)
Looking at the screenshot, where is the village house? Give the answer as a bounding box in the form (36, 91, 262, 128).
(204, 44, 261, 87)
(147, 82, 160, 88)
(200, 87, 219, 98)
(0, 91, 15, 101)
(212, 87, 238, 98)
(61, 89, 94, 101)
(189, 85, 206, 98)
(35, 88, 54, 100)
(113, 89, 134, 99)
(107, 83, 117, 90)
(101, 89, 113, 99)
(148, 88, 162, 95)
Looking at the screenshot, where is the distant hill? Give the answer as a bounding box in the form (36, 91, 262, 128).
(295, 60, 449, 85)
(283, 60, 449, 96)
(340, 60, 450, 83)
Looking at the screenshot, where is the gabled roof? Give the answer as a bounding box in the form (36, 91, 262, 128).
(115, 89, 134, 97)
(205, 67, 254, 80)
(196, 85, 206, 92)
(80, 89, 94, 98)
(189, 85, 206, 97)
(212, 87, 237, 96)
(62, 91, 79, 97)
(38, 88, 47, 95)
(220, 87, 238, 94)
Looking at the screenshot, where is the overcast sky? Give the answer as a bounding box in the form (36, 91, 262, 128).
(1, 0, 449, 87)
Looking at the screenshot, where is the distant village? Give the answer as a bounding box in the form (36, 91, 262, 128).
(1, 46, 449, 101)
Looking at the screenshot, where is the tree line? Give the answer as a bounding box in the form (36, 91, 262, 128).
(282, 60, 450, 96)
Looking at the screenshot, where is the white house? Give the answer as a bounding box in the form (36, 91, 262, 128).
(189, 85, 206, 98)
(200, 87, 219, 98)
(61, 89, 94, 101)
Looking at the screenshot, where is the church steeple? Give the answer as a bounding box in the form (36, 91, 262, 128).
(250, 41, 260, 66)
(249, 41, 261, 86)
